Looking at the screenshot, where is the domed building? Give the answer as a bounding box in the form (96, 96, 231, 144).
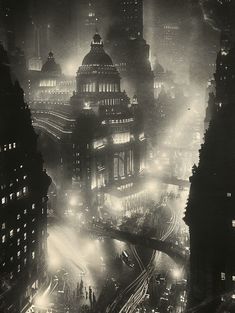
(70, 34, 147, 215)
(71, 33, 124, 112)
(27, 51, 75, 102)
(41, 51, 62, 76)
(30, 33, 147, 217)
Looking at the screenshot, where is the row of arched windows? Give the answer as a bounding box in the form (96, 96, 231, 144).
(79, 82, 120, 93)
(98, 83, 119, 92)
(80, 83, 96, 92)
(100, 98, 121, 106)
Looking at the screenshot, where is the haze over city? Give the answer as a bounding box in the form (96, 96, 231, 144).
(0, 0, 235, 313)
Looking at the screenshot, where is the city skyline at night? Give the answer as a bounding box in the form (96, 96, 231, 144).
(0, 1, 235, 313)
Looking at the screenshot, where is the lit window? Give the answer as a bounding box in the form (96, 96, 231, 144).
(232, 220, 235, 228)
(16, 191, 21, 198)
(32, 230, 35, 234)
(1, 197, 6, 204)
(2, 223, 5, 230)
(32, 251, 35, 259)
(2, 235, 6, 243)
(23, 175, 27, 180)
(17, 251, 20, 257)
(10, 230, 14, 237)
(24, 223, 26, 228)
(32, 204, 35, 209)
(10, 193, 14, 200)
(9, 144, 12, 149)
(17, 264, 21, 272)
(10, 272, 13, 279)
(24, 233, 27, 240)
(10, 256, 13, 262)
(24, 258, 27, 265)
(24, 245, 27, 252)
(24, 209, 27, 215)
(221, 272, 226, 280)
(17, 239, 20, 246)
(23, 187, 27, 194)
(17, 214, 20, 220)
(13, 143, 16, 148)
(227, 192, 232, 197)
(232, 276, 235, 281)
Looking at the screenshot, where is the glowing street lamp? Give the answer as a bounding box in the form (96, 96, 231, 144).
(48, 254, 61, 271)
(34, 293, 50, 308)
(145, 180, 158, 192)
(172, 268, 182, 282)
(69, 196, 78, 206)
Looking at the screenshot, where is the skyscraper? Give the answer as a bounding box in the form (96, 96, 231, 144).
(106, 0, 153, 97)
(0, 45, 51, 313)
(106, 0, 155, 150)
(184, 39, 235, 312)
(77, 0, 99, 50)
(119, 0, 143, 40)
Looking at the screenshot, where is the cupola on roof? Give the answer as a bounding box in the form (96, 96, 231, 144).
(82, 33, 113, 66)
(41, 51, 62, 75)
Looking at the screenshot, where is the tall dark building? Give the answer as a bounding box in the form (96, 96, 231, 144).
(105, 0, 155, 153)
(184, 39, 235, 312)
(0, 45, 50, 313)
(119, 0, 143, 40)
(106, 0, 154, 105)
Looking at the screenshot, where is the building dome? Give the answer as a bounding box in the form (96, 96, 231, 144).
(41, 52, 61, 75)
(82, 33, 113, 66)
(76, 33, 121, 95)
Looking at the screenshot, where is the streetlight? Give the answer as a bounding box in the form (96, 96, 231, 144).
(69, 196, 78, 207)
(172, 268, 182, 281)
(34, 293, 50, 308)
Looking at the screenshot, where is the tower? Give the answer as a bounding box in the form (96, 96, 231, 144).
(120, 0, 143, 40)
(0, 45, 51, 313)
(106, 0, 154, 105)
(184, 40, 235, 311)
(70, 33, 146, 213)
(76, 0, 101, 52)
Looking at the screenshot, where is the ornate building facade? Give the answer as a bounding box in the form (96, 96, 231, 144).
(71, 33, 146, 213)
(27, 51, 75, 103)
(31, 34, 146, 216)
(0, 45, 51, 313)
